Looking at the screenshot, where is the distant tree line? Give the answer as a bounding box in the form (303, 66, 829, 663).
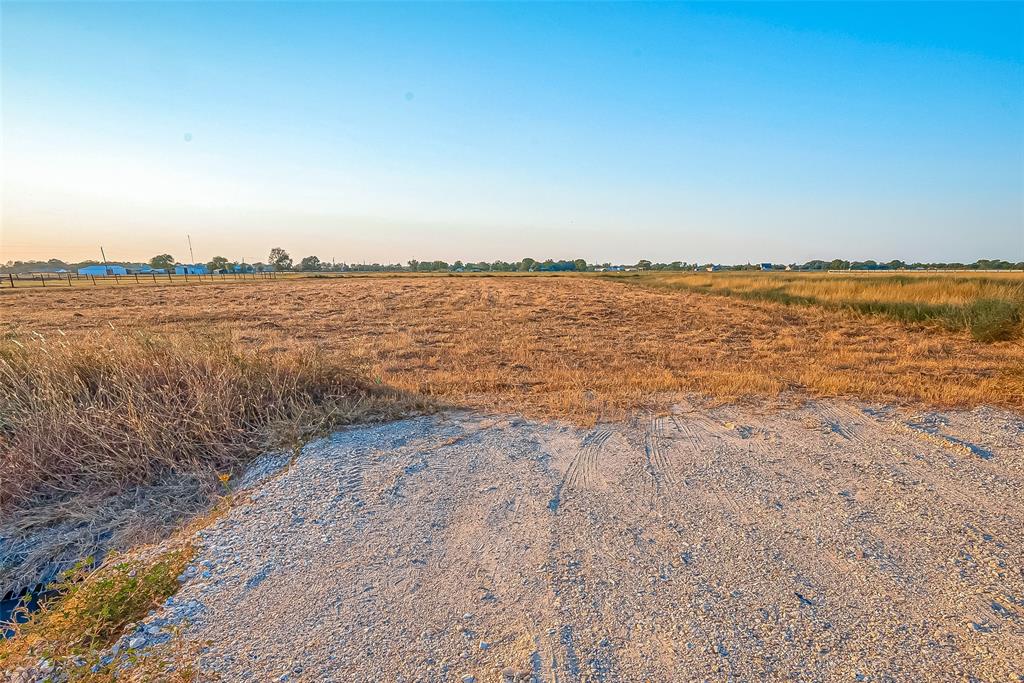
(4, 253, 1023, 274)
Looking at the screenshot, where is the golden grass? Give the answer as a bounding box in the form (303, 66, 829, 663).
(4, 275, 1021, 423)
(630, 270, 1024, 340)
(0, 332, 431, 598)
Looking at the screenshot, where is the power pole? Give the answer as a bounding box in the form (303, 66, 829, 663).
(100, 247, 107, 264)
(187, 234, 195, 264)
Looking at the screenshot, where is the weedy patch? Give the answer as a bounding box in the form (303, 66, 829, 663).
(0, 544, 195, 681)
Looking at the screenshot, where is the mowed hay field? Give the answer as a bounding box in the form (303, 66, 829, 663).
(4, 274, 1022, 420)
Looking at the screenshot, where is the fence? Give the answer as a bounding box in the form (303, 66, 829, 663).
(3, 271, 281, 288)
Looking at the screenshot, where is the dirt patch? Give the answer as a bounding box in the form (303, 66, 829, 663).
(141, 400, 1022, 681)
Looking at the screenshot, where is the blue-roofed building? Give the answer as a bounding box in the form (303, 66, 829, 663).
(78, 265, 127, 276)
(174, 264, 208, 275)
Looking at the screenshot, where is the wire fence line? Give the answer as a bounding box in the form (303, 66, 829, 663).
(2, 271, 281, 288)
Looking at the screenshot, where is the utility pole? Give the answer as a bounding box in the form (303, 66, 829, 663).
(187, 234, 195, 264)
(100, 247, 107, 264)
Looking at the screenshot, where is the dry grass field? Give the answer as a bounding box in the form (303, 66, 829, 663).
(3, 274, 1022, 421)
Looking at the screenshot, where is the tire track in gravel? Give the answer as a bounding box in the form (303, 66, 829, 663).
(643, 413, 676, 487)
(565, 430, 613, 490)
(549, 429, 613, 513)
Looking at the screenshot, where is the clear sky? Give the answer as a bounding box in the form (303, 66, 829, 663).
(2, 1, 1022, 265)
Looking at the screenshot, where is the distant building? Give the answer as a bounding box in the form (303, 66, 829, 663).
(759, 263, 774, 271)
(232, 263, 254, 273)
(174, 264, 208, 275)
(78, 265, 127, 276)
(705, 265, 720, 272)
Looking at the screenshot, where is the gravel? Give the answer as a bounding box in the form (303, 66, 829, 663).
(72, 401, 1024, 681)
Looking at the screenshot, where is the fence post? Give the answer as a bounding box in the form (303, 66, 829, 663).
(135, 273, 139, 284)
(168, 272, 172, 282)
(152, 273, 157, 283)
(40, 274, 46, 287)
(92, 275, 96, 285)
(8, 273, 13, 288)
(68, 273, 72, 286)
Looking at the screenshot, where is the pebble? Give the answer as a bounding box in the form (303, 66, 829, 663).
(128, 636, 147, 649)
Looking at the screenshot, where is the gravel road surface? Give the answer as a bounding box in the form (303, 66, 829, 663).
(156, 401, 1022, 681)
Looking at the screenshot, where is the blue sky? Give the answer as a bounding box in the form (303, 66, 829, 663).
(2, 2, 1022, 264)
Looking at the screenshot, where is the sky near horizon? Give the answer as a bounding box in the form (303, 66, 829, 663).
(2, 2, 1022, 265)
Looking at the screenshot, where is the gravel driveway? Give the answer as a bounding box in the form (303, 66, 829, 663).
(147, 400, 1022, 681)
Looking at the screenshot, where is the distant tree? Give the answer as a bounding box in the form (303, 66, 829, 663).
(149, 254, 175, 270)
(269, 248, 292, 271)
(519, 258, 536, 272)
(451, 260, 464, 271)
(207, 255, 230, 272)
(636, 259, 652, 270)
(573, 259, 588, 272)
(299, 255, 322, 272)
(407, 259, 420, 272)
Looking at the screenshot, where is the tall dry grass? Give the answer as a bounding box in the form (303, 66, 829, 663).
(0, 332, 429, 598)
(634, 271, 1024, 341)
